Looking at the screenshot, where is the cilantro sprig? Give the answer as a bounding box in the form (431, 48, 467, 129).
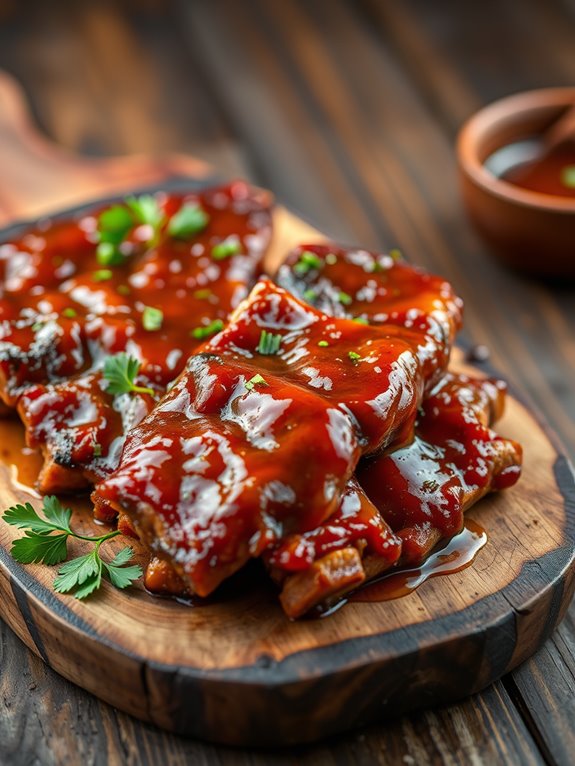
(2, 497, 142, 599)
(103, 353, 155, 397)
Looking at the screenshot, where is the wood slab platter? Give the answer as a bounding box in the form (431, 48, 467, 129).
(0, 72, 574, 747)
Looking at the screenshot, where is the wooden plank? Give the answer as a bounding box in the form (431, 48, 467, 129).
(0, 620, 545, 765)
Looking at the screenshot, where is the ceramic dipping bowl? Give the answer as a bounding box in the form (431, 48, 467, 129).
(457, 87, 575, 279)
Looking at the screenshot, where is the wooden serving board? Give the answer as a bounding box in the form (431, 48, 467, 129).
(0, 71, 574, 747)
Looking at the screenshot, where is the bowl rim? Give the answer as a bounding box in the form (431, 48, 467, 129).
(457, 87, 575, 213)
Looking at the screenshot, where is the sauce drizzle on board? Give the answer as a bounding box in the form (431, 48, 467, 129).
(350, 518, 487, 603)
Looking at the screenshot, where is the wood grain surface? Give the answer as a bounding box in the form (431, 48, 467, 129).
(0, 0, 573, 763)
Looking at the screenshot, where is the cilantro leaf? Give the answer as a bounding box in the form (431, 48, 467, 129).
(72, 567, 103, 600)
(54, 551, 100, 593)
(103, 353, 155, 397)
(11, 532, 69, 565)
(42, 496, 73, 531)
(103, 547, 143, 590)
(2, 503, 59, 534)
(168, 203, 210, 239)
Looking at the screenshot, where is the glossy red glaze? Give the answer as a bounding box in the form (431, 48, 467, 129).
(0, 182, 272, 488)
(266, 478, 402, 573)
(357, 372, 522, 566)
(276, 244, 463, 389)
(95, 278, 441, 596)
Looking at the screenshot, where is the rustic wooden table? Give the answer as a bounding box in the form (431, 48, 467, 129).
(0, 1, 574, 764)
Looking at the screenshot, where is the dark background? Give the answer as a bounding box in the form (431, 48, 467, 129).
(0, 1, 574, 764)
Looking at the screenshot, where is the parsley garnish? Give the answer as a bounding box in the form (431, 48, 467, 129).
(294, 250, 322, 276)
(245, 373, 268, 391)
(191, 319, 224, 340)
(338, 291, 353, 306)
(348, 350, 361, 365)
(168, 203, 210, 238)
(103, 353, 154, 397)
(561, 165, 575, 189)
(92, 269, 113, 282)
(256, 330, 282, 355)
(62, 308, 77, 319)
(142, 306, 163, 332)
(2, 497, 142, 599)
(212, 237, 242, 260)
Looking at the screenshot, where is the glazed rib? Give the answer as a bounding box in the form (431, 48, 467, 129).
(94, 275, 450, 597)
(271, 372, 521, 617)
(0, 182, 272, 493)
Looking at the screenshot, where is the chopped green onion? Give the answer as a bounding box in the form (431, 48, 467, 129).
(303, 289, 317, 302)
(193, 288, 214, 300)
(294, 250, 323, 275)
(245, 373, 268, 391)
(338, 291, 353, 306)
(126, 195, 164, 229)
(191, 319, 224, 340)
(62, 308, 77, 319)
(92, 269, 113, 282)
(142, 306, 163, 332)
(389, 248, 403, 262)
(348, 351, 361, 364)
(318, 340, 329, 347)
(353, 316, 369, 325)
(92, 443, 102, 458)
(212, 237, 241, 260)
(117, 284, 131, 295)
(168, 204, 210, 238)
(97, 242, 125, 266)
(256, 330, 282, 355)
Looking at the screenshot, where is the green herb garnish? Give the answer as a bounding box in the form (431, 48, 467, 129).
(353, 316, 369, 325)
(294, 250, 322, 276)
(389, 248, 403, 262)
(168, 203, 210, 238)
(96, 242, 125, 266)
(212, 237, 242, 260)
(103, 353, 154, 397)
(191, 318, 224, 340)
(193, 288, 214, 301)
(256, 330, 282, 355)
(117, 284, 131, 295)
(348, 350, 361, 364)
(2, 497, 142, 599)
(303, 288, 317, 302)
(142, 306, 163, 332)
(62, 308, 77, 319)
(338, 291, 353, 306)
(126, 195, 165, 230)
(318, 340, 329, 347)
(92, 269, 113, 282)
(561, 165, 575, 189)
(245, 373, 268, 391)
